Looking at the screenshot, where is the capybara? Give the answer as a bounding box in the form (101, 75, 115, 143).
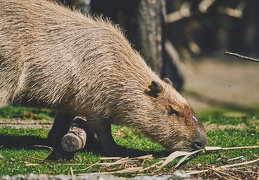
(0, 0, 207, 158)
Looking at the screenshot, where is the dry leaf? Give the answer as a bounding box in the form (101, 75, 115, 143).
(174, 149, 201, 169)
(160, 151, 192, 168)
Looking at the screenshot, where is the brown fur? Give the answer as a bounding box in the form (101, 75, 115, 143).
(0, 0, 207, 156)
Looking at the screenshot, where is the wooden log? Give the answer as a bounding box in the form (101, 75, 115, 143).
(61, 116, 87, 152)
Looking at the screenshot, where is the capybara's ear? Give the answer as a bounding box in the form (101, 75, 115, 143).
(163, 78, 173, 86)
(147, 81, 163, 97)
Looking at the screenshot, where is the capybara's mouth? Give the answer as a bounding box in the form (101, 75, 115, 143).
(167, 138, 207, 152)
(190, 141, 206, 151)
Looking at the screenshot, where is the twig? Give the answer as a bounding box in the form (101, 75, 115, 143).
(187, 158, 259, 175)
(22, 156, 49, 162)
(227, 156, 245, 162)
(132, 154, 153, 160)
(100, 157, 122, 160)
(32, 145, 54, 151)
(91, 166, 144, 175)
(198, 0, 216, 13)
(166, 2, 191, 23)
(141, 160, 163, 172)
(231, 169, 259, 175)
(98, 157, 139, 167)
(212, 169, 240, 180)
(74, 161, 100, 171)
(205, 146, 259, 151)
(218, 7, 242, 18)
(222, 146, 259, 150)
(70, 166, 74, 177)
(213, 170, 225, 179)
(225, 51, 259, 63)
(25, 163, 41, 167)
(220, 158, 259, 169)
(61, 163, 88, 166)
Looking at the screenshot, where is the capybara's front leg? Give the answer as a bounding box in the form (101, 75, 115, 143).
(94, 119, 145, 157)
(47, 112, 74, 159)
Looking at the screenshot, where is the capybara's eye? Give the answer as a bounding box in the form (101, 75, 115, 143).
(168, 106, 180, 116)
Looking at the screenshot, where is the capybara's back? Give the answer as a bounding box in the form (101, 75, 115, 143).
(0, 0, 207, 157)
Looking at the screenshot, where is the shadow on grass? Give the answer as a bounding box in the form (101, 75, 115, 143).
(0, 134, 102, 152)
(0, 134, 170, 159)
(0, 135, 48, 148)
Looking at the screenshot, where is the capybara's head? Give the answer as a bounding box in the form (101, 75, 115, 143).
(142, 78, 207, 151)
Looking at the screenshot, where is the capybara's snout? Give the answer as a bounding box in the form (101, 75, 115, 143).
(190, 130, 207, 151)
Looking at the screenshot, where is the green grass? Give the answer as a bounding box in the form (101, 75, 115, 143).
(187, 128, 259, 165)
(0, 106, 54, 120)
(0, 105, 258, 177)
(0, 126, 49, 137)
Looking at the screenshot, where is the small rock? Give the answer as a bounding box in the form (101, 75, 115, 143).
(9, 158, 15, 162)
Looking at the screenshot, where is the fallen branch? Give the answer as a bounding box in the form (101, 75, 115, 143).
(206, 146, 259, 151)
(141, 160, 163, 172)
(98, 157, 138, 167)
(75, 162, 100, 172)
(166, 2, 191, 23)
(99, 157, 122, 160)
(212, 169, 240, 180)
(32, 145, 54, 151)
(187, 158, 259, 175)
(87, 166, 144, 175)
(225, 51, 259, 63)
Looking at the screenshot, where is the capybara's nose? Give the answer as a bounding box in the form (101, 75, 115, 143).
(191, 132, 207, 151)
(191, 141, 204, 150)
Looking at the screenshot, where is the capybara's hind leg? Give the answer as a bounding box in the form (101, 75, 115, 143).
(47, 112, 74, 159)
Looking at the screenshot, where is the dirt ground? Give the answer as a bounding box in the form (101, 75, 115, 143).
(181, 56, 259, 111)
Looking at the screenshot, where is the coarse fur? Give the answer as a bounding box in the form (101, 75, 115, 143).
(0, 0, 207, 157)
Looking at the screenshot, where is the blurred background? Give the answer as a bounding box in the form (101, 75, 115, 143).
(59, 0, 259, 113)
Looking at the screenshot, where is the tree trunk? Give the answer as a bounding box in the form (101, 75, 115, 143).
(132, 0, 183, 90)
(132, 0, 165, 74)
